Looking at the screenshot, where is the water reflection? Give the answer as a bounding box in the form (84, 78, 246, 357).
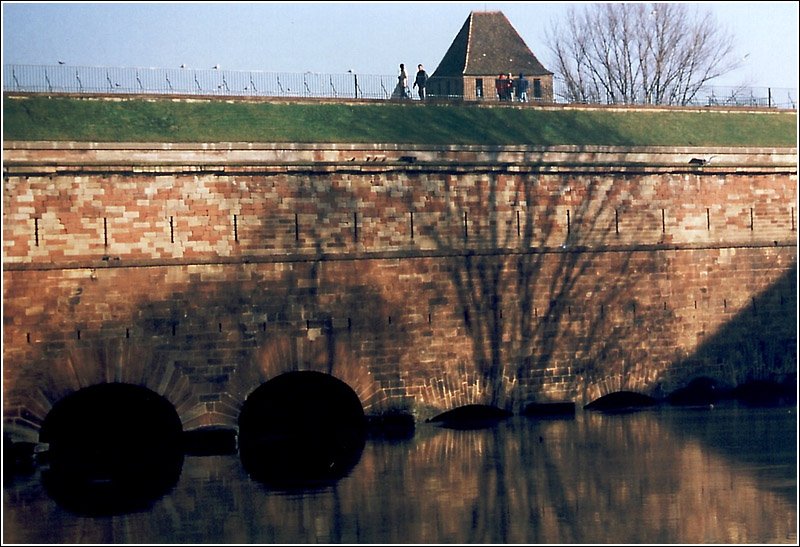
(41, 450, 184, 516)
(239, 427, 365, 490)
(3, 403, 796, 544)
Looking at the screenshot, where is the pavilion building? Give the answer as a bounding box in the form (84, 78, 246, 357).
(426, 11, 554, 102)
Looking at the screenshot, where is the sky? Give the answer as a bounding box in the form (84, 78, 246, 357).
(2, 2, 798, 90)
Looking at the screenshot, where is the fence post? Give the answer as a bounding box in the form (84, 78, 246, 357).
(3, 65, 797, 106)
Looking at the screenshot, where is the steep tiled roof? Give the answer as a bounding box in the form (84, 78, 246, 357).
(431, 11, 552, 78)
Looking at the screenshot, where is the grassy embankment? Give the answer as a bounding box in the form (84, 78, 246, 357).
(2, 95, 797, 147)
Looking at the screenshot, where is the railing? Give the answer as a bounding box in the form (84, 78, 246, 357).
(4, 64, 400, 100)
(3, 64, 797, 109)
(552, 82, 798, 110)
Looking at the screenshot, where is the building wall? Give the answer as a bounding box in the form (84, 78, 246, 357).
(3, 142, 796, 441)
(444, 74, 553, 103)
(434, 75, 553, 101)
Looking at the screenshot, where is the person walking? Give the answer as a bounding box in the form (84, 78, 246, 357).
(413, 64, 428, 100)
(398, 63, 409, 99)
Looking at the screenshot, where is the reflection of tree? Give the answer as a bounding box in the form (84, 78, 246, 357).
(5, 410, 795, 543)
(327, 412, 794, 544)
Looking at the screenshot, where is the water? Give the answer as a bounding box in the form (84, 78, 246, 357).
(3, 402, 797, 544)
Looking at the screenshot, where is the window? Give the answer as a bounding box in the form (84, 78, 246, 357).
(533, 79, 542, 99)
(476, 78, 483, 98)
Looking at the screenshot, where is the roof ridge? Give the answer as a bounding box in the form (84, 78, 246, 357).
(463, 12, 474, 75)
(430, 10, 552, 79)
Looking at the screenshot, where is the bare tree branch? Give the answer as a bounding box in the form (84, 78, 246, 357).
(547, 3, 741, 105)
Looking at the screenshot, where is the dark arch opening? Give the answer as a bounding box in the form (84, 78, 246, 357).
(427, 404, 512, 429)
(584, 391, 658, 413)
(668, 377, 721, 406)
(39, 383, 184, 516)
(238, 371, 366, 489)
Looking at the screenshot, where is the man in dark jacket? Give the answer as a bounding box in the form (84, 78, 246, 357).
(515, 73, 529, 102)
(413, 64, 428, 100)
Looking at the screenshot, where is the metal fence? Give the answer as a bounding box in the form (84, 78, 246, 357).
(3, 64, 797, 109)
(4, 64, 401, 100)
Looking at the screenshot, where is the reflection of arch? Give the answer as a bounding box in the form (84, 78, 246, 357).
(39, 382, 184, 516)
(238, 371, 366, 488)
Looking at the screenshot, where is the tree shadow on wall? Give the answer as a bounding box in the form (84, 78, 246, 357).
(409, 167, 660, 411)
(130, 260, 410, 421)
(266, 161, 695, 415)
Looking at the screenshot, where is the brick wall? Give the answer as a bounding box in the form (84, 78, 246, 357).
(3, 143, 796, 440)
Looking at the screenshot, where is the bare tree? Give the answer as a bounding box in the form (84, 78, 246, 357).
(547, 3, 741, 105)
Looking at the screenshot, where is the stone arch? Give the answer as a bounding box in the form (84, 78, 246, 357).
(412, 359, 520, 418)
(4, 338, 198, 443)
(39, 382, 183, 447)
(580, 371, 659, 408)
(584, 390, 658, 411)
(239, 370, 365, 432)
(225, 328, 389, 423)
(428, 403, 512, 429)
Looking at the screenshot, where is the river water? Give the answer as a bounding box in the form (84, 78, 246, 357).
(3, 402, 797, 544)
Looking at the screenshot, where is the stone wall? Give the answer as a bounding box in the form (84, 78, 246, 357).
(3, 142, 796, 441)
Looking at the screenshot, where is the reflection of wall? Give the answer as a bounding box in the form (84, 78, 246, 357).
(345, 415, 795, 544)
(3, 143, 796, 440)
(5, 412, 795, 543)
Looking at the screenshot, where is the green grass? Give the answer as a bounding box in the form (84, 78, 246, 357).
(3, 95, 797, 147)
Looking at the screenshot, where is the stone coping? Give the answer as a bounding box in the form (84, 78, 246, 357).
(3, 141, 797, 174)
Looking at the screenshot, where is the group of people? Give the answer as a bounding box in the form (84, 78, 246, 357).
(496, 73, 529, 102)
(392, 65, 530, 102)
(393, 63, 428, 100)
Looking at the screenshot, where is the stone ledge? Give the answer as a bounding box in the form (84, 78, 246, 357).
(3, 141, 797, 173)
(3, 162, 797, 177)
(3, 240, 795, 272)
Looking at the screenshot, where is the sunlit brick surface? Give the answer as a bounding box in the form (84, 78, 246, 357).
(3, 142, 796, 441)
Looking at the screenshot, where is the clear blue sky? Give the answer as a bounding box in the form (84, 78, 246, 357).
(2, 2, 798, 89)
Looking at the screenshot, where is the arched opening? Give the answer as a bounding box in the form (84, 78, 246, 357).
(668, 377, 721, 406)
(733, 379, 797, 406)
(428, 404, 512, 429)
(238, 371, 366, 489)
(39, 383, 183, 515)
(584, 391, 658, 413)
